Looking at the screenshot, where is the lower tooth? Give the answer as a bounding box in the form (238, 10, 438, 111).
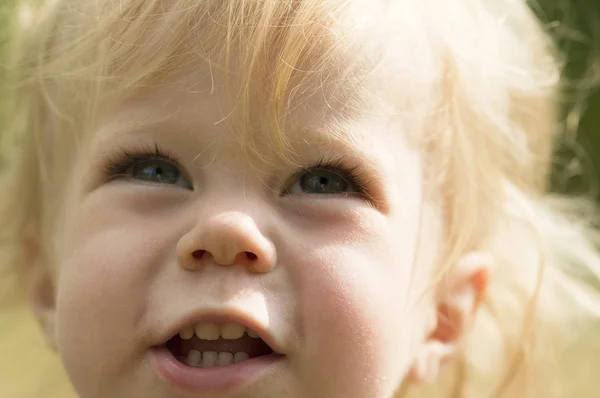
(188, 350, 202, 367)
(184, 351, 250, 368)
(203, 351, 218, 368)
(218, 352, 234, 366)
(234, 352, 250, 363)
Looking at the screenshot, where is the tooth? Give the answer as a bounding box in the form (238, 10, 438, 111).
(217, 352, 234, 366)
(187, 350, 202, 367)
(221, 323, 245, 340)
(246, 328, 259, 338)
(234, 352, 249, 363)
(196, 322, 219, 340)
(179, 327, 194, 340)
(202, 351, 217, 368)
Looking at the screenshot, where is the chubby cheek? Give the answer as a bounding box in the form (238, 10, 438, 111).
(292, 214, 431, 397)
(54, 194, 173, 394)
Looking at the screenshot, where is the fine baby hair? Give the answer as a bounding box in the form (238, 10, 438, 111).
(1, 0, 600, 397)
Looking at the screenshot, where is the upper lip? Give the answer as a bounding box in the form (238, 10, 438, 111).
(156, 308, 284, 355)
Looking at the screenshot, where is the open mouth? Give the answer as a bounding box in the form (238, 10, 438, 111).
(164, 322, 275, 368)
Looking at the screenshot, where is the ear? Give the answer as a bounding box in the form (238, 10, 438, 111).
(22, 224, 58, 350)
(409, 251, 491, 384)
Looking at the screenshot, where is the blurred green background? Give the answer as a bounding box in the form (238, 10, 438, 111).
(538, 0, 600, 198)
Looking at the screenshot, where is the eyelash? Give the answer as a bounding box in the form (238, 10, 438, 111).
(102, 144, 374, 201)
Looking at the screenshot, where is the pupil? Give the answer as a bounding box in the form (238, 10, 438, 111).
(134, 161, 180, 184)
(301, 170, 347, 194)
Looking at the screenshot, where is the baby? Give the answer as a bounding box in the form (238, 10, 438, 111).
(1, 0, 599, 397)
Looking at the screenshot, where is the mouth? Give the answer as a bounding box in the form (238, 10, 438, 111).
(160, 320, 277, 368)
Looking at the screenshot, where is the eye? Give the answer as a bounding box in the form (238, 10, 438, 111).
(130, 159, 190, 187)
(282, 157, 370, 198)
(285, 168, 358, 195)
(103, 144, 193, 190)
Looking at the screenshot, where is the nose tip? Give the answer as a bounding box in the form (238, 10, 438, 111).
(177, 211, 276, 273)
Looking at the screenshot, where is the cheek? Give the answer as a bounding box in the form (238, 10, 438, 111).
(53, 195, 174, 391)
(298, 246, 415, 395)
(291, 209, 437, 396)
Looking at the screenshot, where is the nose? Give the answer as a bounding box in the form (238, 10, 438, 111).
(176, 211, 276, 273)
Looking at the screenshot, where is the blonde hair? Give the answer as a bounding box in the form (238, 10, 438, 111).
(1, 0, 600, 397)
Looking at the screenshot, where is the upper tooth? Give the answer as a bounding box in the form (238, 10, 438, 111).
(195, 322, 219, 340)
(179, 326, 195, 340)
(221, 323, 245, 339)
(186, 322, 260, 341)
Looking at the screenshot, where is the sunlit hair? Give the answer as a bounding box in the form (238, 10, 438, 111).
(1, 0, 599, 397)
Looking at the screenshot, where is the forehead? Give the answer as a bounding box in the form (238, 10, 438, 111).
(93, 59, 405, 172)
(50, 0, 441, 178)
(44, 0, 441, 159)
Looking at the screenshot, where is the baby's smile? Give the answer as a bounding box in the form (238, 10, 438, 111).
(151, 313, 284, 394)
(167, 322, 272, 367)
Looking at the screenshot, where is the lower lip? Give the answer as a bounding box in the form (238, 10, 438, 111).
(150, 346, 283, 394)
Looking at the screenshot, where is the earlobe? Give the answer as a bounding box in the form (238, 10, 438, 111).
(409, 252, 491, 384)
(22, 226, 58, 350)
(408, 341, 455, 384)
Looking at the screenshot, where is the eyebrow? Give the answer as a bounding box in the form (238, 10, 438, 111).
(95, 111, 189, 139)
(97, 107, 378, 160)
(309, 119, 389, 173)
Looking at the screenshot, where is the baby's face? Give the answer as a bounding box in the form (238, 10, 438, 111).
(45, 67, 444, 398)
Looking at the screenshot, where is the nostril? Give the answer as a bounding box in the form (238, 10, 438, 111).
(245, 252, 257, 261)
(192, 250, 206, 259)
